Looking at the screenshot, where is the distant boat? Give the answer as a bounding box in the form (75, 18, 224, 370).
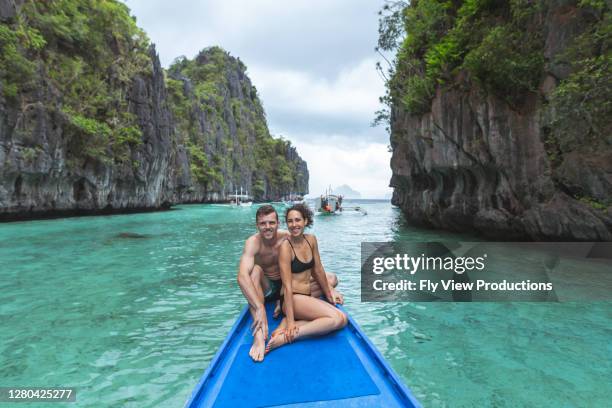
(283, 192, 305, 207)
(229, 187, 253, 207)
(317, 187, 343, 215)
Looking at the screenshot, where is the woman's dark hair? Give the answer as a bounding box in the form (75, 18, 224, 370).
(285, 204, 314, 228)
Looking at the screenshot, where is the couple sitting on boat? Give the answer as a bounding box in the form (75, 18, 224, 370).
(237, 204, 347, 362)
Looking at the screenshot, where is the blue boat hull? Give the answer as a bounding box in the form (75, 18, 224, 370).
(185, 303, 420, 407)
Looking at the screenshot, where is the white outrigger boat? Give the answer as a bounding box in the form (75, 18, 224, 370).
(283, 192, 305, 207)
(228, 187, 253, 207)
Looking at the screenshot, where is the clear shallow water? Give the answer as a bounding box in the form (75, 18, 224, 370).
(0, 201, 610, 407)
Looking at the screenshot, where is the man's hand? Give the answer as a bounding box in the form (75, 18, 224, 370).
(251, 305, 268, 339)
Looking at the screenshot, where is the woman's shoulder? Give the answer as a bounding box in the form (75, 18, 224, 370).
(304, 233, 318, 246)
(278, 239, 292, 258)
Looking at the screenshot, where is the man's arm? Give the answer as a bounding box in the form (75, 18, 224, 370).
(237, 237, 261, 307)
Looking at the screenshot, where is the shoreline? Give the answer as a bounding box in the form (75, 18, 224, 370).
(3, 200, 609, 243)
(0, 198, 391, 224)
(0, 204, 175, 223)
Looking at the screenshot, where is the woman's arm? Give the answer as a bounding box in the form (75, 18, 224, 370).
(309, 235, 334, 304)
(279, 241, 298, 342)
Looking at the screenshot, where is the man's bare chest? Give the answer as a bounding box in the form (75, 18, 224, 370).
(255, 247, 279, 268)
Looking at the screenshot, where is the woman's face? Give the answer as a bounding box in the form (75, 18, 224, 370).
(286, 210, 307, 237)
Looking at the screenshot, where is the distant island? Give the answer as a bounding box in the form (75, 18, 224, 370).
(334, 185, 361, 198)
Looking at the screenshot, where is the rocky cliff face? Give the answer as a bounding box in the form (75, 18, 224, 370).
(0, 1, 308, 221)
(0, 45, 172, 219)
(389, 1, 611, 240)
(165, 48, 308, 203)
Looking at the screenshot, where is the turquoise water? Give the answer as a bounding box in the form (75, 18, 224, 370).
(0, 202, 610, 407)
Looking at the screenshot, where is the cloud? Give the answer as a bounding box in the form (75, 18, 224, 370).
(249, 57, 383, 120)
(248, 58, 387, 144)
(125, 0, 382, 76)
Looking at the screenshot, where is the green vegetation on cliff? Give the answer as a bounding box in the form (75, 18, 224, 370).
(377, 0, 546, 118)
(1, 0, 150, 165)
(545, 1, 611, 155)
(377, 0, 609, 125)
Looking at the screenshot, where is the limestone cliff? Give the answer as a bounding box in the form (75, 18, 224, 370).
(0, 44, 173, 219)
(0, 1, 308, 221)
(386, 0, 611, 240)
(165, 48, 308, 203)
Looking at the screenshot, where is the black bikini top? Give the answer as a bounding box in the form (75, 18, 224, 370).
(287, 237, 315, 273)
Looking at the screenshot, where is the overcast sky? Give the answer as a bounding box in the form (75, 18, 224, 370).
(124, 0, 392, 198)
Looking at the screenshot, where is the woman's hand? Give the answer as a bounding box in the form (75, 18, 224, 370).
(332, 288, 344, 305)
(285, 322, 299, 343)
(325, 288, 343, 305)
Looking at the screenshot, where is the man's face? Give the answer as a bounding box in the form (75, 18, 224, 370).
(256, 213, 278, 240)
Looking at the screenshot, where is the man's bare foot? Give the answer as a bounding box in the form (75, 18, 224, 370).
(273, 300, 281, 318)
(265, 330, 288, 354)
(249, 329, 266, 362)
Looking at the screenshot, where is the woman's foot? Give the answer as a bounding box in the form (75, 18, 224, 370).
(270, 317, 287, 338)
(265, 330, 289, 354)
(269, 319, 308, 346)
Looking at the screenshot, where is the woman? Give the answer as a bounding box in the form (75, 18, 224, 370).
(265, 204, 347, 353)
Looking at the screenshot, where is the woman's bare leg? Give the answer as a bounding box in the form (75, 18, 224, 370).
(270, 317, 308, 337)
(266, 295, 347, 353)
(310, 272, 338, 298)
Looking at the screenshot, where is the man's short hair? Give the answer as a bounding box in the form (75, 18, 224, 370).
(256, 205, 278, 222)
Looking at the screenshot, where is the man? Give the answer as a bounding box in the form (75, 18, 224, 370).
(237, 205, 342, 362)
